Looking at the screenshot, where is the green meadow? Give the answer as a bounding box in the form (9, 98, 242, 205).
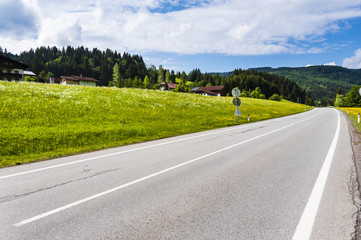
(0, 82, 311, 167)
(339, 108, 361, 133)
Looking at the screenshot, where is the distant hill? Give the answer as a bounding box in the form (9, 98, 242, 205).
(251, 66, 361, 105)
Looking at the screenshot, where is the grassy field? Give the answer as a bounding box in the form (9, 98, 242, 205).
(339, 108, 361, 133)
(0, 82, 311, 167)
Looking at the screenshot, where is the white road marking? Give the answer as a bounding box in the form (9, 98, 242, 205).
(292, 110, 341, 240)
(14, 120, 303, 227)
(0, 110, 318, 180)
(0, 124, 253, 180)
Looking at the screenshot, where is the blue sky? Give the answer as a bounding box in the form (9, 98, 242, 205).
(1, 0, 361, 73)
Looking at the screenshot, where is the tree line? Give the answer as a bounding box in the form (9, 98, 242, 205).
(1, 45, 313, 105)
(334, 86, 361, 107)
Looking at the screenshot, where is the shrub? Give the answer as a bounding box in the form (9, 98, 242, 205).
(269, 94, 282, 101)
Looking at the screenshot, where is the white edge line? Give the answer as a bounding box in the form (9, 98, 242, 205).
(14, 120, 300, 227)
(1, 124, 249, 180)
(292, 110, 341, 240)
(1, 110, 318, 180)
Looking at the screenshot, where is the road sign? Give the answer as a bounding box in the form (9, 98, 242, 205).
(359, 87, 361, 96)
(231, 88, 241, 97)
(233, 97, 241, 106)
(235, 107, 241, 116)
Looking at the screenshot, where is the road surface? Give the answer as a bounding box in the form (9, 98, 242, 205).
(0, 108, 358, 239)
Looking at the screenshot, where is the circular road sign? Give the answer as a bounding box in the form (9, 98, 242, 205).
(359, 87, 361, 96)
(233, 97, 241, 107)
(232, 88, 241, 97)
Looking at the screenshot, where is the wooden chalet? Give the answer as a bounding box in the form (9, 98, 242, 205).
(0, 55, 28, 81)
(192, 86, 227, 96)
(159, 82, 177, 91)
(58, 75, 98, 86)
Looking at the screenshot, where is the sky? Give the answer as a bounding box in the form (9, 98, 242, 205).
(1, 0, 361, 73)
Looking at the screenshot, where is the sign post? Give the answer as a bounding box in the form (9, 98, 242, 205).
(232, 88, 241, 122)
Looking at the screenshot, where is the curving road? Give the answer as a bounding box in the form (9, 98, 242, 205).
(0, 108, 357, 239)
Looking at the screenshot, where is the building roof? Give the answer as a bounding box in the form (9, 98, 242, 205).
(59, 75, 98, 82)
(167, 82, 177, 89)
(0, 55, 28, 70)
(197, 86, 225, 91)
(193, 85, 226, 95)
(24, 71, 36, 76)
(160, 82, 177, 89)
(71, 75, 98, 82)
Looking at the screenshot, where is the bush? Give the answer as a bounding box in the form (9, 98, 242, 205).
(269, 94, 282, 101)
(241, 90, 249, 97)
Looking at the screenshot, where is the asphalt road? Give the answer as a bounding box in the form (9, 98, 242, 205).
(0, 108, 357, 239)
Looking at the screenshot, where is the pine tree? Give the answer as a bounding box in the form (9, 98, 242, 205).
(112, 63, 122, 88)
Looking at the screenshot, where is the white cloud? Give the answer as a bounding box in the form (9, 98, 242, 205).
(0, 0, 40, 39)
(323, 61, 337, 66)
(37, 17, 83, 47)
(343, 49, 361, 69)
(1, 0, 361, 56)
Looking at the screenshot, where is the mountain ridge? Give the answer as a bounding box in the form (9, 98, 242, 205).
(249, 66, 361, 105)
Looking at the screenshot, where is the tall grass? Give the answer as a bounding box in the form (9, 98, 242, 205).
(0, 82, 311, 167)
(339, 108, 361, 133)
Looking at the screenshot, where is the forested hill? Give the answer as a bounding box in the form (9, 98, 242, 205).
(10, 46, 147, 86)
(252, 66, 361, 105)
(1, 46, 311, 105)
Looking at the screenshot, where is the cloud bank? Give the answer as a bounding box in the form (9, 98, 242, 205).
(1, 0, 361, 56)
(343, 49, 361, 69)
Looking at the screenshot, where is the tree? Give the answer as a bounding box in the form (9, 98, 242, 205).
(38, 70, 47, 80)
(346, 85, 361, 107)
(165, 69, 170, 83)
(305, 95, 314, 106)
(45, 72, 54, 83)
(157, 65, 165, 83)
(112, 63, 122, 88)
(174, 81, 188, 92)
(250, 87, 265, 99)
(336, 87, 343, 95)
(180, 71, 187, 84)
(132, 76, 142, 88)
(170, 70, 176, 82)
(143, 75, 152, 89)
(334, 94, 346, 107)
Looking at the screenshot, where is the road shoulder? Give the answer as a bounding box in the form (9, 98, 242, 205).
(344, 110, 361, 239)
(311, 110, 358, 240)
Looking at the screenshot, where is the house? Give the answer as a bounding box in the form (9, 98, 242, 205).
(0, 55, 28, 81)
(58, 75, 98, 86)
(159, 82, 177, 91)
(192, 86, 228, 97)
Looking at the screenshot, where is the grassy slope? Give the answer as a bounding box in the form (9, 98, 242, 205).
(339, 108, 361, 133)
(0, 82, 311, 167)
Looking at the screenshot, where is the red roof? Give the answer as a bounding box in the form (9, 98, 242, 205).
(194, 86, 226, 95)
(160, 82, 177, 89)
(197, 86, 225, 91)
(59, 75, 98, 82)
(70, 75, 98, 82)
(167, 82, 177, 89)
